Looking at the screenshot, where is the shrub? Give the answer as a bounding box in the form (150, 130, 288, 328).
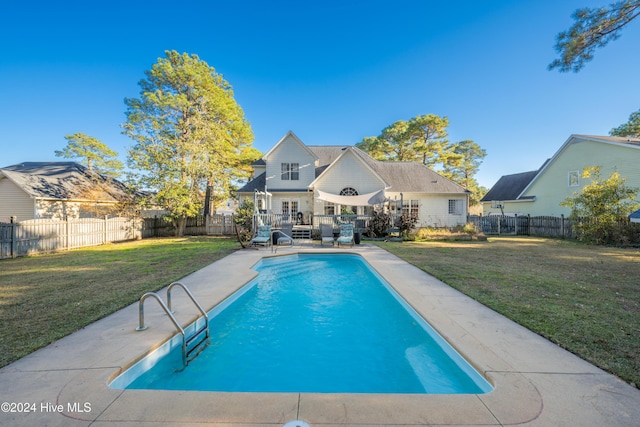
(395, 213, 419, 239)
(233, 199, 254, 244)
(367, 209, 391, 237)
(561, 167, 639, 245)
(463, 222, 478, 234)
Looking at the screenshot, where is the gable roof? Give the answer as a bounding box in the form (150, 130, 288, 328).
(262, 130, 319, 162)
(237, 132, 469, 195)
(516, 134, 640, 199)
(483, 134, 640, 203)
(308, 146, 388, 189)
(333, 146, 468, 193)
(481, 169, 541, 202)
(0, 162, 132, 202)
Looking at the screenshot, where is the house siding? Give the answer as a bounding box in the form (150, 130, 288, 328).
(265, 135, 316, 190)
(387, 192, 467, 228)
(522, 139, 640, 216)
(271, 192, 313, 219)
(0, 177, 34, 222)
(313, 150, 385, 195)
(482, 200, 536, 216)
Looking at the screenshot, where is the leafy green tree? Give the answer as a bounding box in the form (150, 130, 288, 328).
(356, 114, 450, 166)
(440, 140, 487, 206)
(123, 51, 258, 236)
(610, 109, 640, 138)
(549, 0, 640, 72)
(561, 166, 639, 244)
(358, 116, 487, 205)
(406, 114, 450, 166)
(55, 132, 124, 177)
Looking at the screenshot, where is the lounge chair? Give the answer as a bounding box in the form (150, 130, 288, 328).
(320, 224, 334, 246)
(336, 223, 354, 247)
(250, 225, 272, 249)
(276, 223, 294, 247)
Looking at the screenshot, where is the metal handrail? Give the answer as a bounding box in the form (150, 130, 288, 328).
(136, 292, 185, 336)
(136, 284, 210, 368)
(271, 230, 294, 253)
(166, 281, 209, 322)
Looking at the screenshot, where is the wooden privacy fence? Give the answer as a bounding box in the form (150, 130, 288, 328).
(0, 214, 235, 259)
(141, 214, 234, 238)
(467, 214, 576, 238)
(0, 217, 141, 259)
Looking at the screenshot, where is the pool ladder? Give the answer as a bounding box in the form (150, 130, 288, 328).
(136, 281, 209, 368)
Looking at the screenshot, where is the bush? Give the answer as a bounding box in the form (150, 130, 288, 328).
(233, 199, 254, 245)
(463, 222, 478, 234)
(367, 209, 391, 238)
(561, 167, 639, 245)
(395, 213, 418, 239)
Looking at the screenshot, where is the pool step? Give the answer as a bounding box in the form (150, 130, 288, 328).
(185, 323, 209, 363)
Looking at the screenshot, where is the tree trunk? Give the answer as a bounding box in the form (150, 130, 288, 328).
(174, 216, 187, 237)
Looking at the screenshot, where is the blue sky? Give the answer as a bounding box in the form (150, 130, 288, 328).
(1, 0, 639, 188)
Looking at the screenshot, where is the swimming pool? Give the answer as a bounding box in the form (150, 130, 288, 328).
(111, 253, 493, 394)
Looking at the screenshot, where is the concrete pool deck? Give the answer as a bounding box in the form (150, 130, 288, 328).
(1, 244, 639, 426)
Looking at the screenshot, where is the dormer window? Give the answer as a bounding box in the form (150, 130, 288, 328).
(281, 163, 299, 180)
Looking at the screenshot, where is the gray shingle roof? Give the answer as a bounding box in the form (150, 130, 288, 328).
(480, 170, 539, 202)
(349, 147, 468, 193)
(0, 162, 132, 202)
(238, 144, 469, 194)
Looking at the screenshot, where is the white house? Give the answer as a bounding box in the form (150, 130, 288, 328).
(237, 131, 470, 228)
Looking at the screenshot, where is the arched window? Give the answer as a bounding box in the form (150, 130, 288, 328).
(340, 187, 358, 196)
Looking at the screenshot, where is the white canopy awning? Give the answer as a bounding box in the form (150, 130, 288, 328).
(316, 189, 386, 206)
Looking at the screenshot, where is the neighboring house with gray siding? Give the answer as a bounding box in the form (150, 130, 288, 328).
(237, 131, 470, 227)
(481, 134, 640, 216)
(0, 162, 132, 222)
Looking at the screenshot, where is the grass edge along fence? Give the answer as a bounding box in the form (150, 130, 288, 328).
(0, 216, 141, 259)
(0, 214, 235, 259)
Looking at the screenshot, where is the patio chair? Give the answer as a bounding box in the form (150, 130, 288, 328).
(276, 223, 294, 247)
(250, 225, 272, 249)
(320, 224, 334, 246)
(336, 223, 354, 248)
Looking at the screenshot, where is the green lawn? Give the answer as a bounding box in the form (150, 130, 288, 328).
(0, 236, 238, 368)
(375, 237, 640, 389)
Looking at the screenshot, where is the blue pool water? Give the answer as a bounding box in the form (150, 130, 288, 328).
(112, 253, 492, 394)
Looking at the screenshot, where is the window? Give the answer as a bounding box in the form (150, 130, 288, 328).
(568, 170, 579, 187)
(281, 163, 299, 180)
(324, 202, 335, 215)
(340, 187, 358, 196)
(402, 199, 419, 217)
(448, 199, 462, 215)
(281, 199, 299, 216)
